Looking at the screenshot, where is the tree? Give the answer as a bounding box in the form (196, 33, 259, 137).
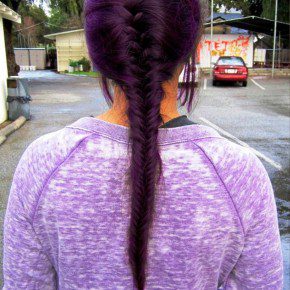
(3, 0, 84, 76)
(261, 0, 289, 22)
(212, 0, 288, 21)
(47, 8, 69, 33)
(16, 3, 49, 47)
(212, 0, 262, 16)
(213, 0, 249, 15)
(249, 0, 263, 16)
(49, 0, 84, 29)
(3, 0, 22, 75)
(50, 0, 83, 17)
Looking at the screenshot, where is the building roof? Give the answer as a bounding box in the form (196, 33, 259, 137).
(205, 16, 290, 38)
(0, 2, 21, 23)
(206, 12, 248, 34)
(44, 29, 84, 40)
(206, 12, 243, 22)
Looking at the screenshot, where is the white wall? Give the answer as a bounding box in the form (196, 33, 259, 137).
(0, 16, 8, 123)
(56, 31, 89, 72)
(198, 34, 254, 68)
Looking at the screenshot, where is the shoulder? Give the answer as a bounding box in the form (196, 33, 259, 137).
(17, 126, 92, 173)
(193, 134, 267, 180)
(194, 136, 275, 234)
(9, 125, 93, 221)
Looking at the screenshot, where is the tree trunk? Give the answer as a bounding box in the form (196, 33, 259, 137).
(3, 0, 21, 76)
(3, 19, 19, 76)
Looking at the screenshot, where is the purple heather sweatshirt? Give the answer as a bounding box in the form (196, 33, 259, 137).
(3, 116, 283, 289)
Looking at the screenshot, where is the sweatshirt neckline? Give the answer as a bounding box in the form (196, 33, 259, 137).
(66, 116, 222, 145)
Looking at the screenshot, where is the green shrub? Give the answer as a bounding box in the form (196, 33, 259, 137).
(69, 59, 79, 68)
(78, 57, 91, 72)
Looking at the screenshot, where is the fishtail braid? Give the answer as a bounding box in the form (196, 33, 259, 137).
(85, 0, 203, 289)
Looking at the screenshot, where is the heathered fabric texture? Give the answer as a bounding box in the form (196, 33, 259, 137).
(3, 116, 283, 290)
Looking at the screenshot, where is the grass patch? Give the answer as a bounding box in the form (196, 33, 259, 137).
(67, 71, 100, 78)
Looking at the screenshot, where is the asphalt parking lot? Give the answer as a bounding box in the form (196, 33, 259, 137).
(192, 75, 289, 206)
(0, 71, 289, 288)
(190, 75, 290, 289)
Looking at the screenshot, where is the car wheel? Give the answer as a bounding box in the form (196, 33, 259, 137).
(213, 80, 217, 86)
(242, 81, 247, 87)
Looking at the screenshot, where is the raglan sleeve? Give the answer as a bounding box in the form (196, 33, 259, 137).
(3, 140, 57, 289)
(225, 153, 284, 289)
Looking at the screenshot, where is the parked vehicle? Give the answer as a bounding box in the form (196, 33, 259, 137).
(212, 56, 248, 87)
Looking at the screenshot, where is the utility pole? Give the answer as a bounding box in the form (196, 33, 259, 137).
(278, 31, 281, 68)
(272, 0, 278, 78)
(210, 0, 214, 77)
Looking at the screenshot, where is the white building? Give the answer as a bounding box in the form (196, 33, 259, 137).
(198, 34, 254, 68)
(45, 29, 89, 72)
(0, 2, 21, 124)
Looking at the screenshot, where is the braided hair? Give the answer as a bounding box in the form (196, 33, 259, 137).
(85, 1, 202, 289)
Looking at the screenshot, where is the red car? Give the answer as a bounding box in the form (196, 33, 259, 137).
(213, 56, 248, 87)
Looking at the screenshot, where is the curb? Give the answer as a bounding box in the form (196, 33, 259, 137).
(0, 116, 27, 145)
(0, 135, 6, 146)
(61, 73, 100, 78)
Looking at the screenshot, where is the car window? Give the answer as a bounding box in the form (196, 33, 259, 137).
(217, 57, 245, 66)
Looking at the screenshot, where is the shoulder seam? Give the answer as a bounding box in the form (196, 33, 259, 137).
(66, 125, 225, 145)
(31, 132, 94, 224)
(192, 141, 246, 237)
(66, 126, 130, 144)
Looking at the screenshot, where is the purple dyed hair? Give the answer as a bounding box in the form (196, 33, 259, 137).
(84, 0, 203, 288)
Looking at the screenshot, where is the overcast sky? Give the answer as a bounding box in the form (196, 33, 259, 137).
(34, 0, 51, 15)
